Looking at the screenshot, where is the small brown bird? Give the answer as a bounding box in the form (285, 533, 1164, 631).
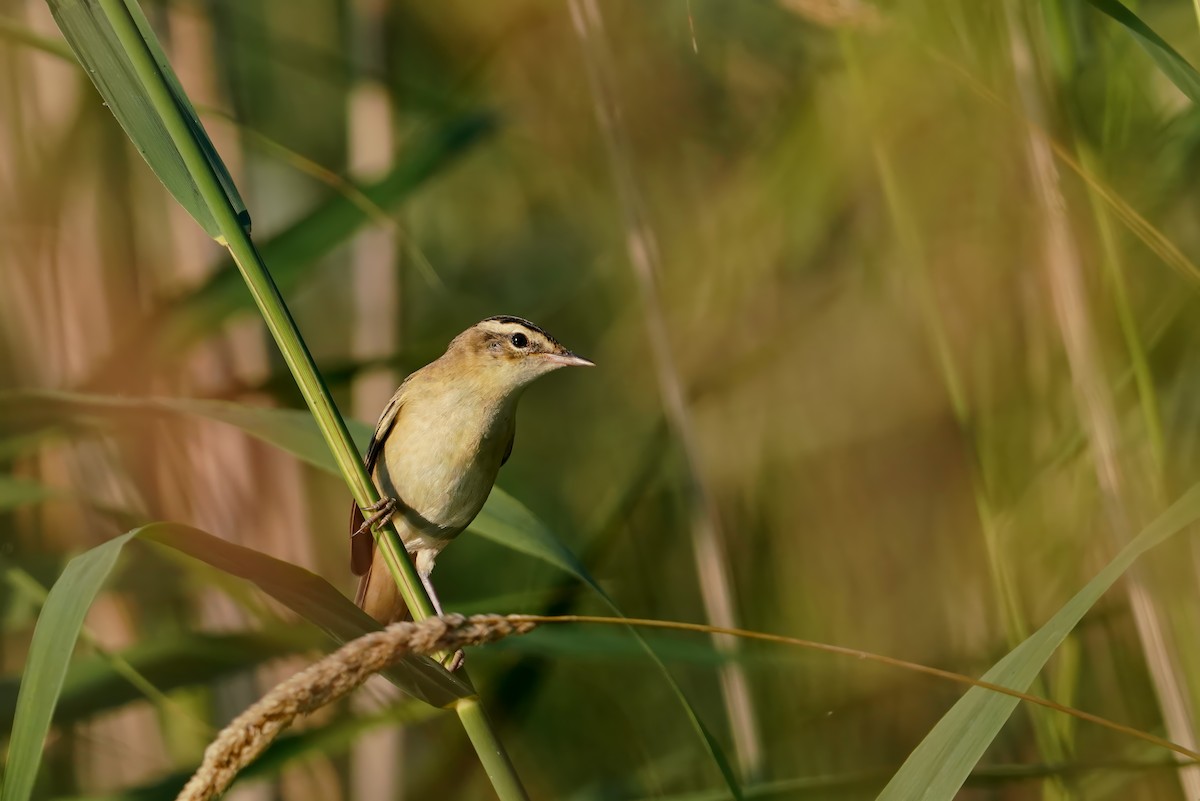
(351, 316, 592, 648)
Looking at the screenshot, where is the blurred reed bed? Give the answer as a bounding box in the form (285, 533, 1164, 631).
(5, 0, 1200, 799)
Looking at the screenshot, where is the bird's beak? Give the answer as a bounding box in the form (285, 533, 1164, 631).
(542, 350, 595, 368)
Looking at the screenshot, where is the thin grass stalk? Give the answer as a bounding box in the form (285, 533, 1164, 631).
(1006, 4, 1200, 796)
(1061, 26, 1200, 800)
(194, 110, 446, 291)
(513, 615, 1200, 764)
(1035, 2, 1168, 476)
(839, 33, 1077, 800)
(906, 36, 1200, 288)
(95, 2, 528, 796)
(1079, 158, 1166, 470)
(567, 0, 762, 781)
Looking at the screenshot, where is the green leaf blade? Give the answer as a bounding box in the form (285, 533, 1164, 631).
(877, 484, 1200, 800)
(1086, 0, 1200, 104)
(45, 0, 248, 239)
(2, 529, 136, 801)
(137, 523, 471, 705)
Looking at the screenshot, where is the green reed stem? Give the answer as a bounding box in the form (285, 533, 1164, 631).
(99, 1, 528, 797)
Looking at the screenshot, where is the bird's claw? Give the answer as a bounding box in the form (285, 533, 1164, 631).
(353, 497, 398, 539)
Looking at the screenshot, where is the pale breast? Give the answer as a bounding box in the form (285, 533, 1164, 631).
(373, 390, 514, 542)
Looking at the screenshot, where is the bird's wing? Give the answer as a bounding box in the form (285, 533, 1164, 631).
(350, 392, 404, 576)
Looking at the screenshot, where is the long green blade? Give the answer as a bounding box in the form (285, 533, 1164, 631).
(877, 484, 1200, 800)
(45, 0, 248, 239)
(2, 531, 128, 801)
(142, 523, 471, 705)
(1086, 0, 1200, 103)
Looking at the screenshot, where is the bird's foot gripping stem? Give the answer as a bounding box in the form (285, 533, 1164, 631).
(353, 497, 398, 539)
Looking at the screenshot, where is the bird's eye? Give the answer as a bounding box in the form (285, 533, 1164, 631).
(510, 332, 528, 348)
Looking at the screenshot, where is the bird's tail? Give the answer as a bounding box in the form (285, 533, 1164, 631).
(356, 551, 413, 624)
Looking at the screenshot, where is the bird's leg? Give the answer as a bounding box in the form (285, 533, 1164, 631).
(415, 549, 464, 671)
(353, 497, 397, 540)
(415, 549, 444, 616)
(420, 572, 445, 617)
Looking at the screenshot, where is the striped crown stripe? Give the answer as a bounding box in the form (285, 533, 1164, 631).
(481, 315, 563, 348)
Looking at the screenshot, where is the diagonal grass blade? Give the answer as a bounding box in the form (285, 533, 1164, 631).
(46, 0, 249, 239)
(877, 484, 1200, 800)
(1086, 0, 1200, 103)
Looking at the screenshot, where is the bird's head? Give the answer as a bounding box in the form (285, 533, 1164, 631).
(446, 316, 594, 394)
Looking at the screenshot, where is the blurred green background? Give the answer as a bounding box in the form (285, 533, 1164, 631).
(6, 0, 1200, 798)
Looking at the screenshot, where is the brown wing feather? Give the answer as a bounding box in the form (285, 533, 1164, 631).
(350, 393, 403, 576)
